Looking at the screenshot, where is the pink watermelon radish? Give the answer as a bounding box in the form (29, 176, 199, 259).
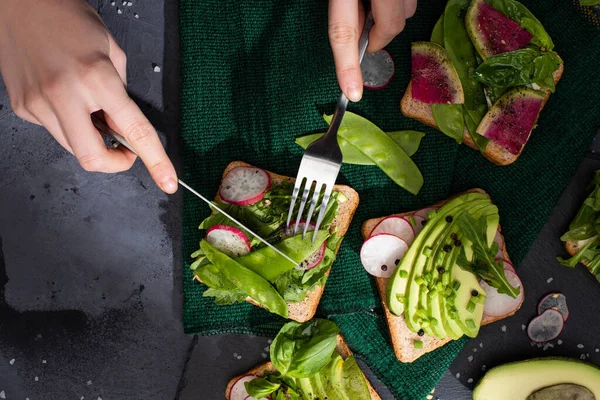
(360, 233, 409, 278)
(206, 225, 252, 257)
(527, 309, 564, 343)
(362, 49, 395, 90)
(219, 166, 271, 206)
(411, 42, 464, 104)
(283, 220, 326, 271)
(465, 0, 533, 60)
(476, 87, 545, 155)
(228, 374, 256, 400)
(480, 270, 523, 318)
(370, 216, 415, 245)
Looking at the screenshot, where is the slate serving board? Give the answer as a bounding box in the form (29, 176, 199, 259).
(447, 133, 600, 393)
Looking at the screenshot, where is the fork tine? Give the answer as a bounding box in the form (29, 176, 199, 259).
(303, 180, 323, 238)
(294, 179, 312, 235)
(286, 176, 304, 231)
(312, 184, 334, 242)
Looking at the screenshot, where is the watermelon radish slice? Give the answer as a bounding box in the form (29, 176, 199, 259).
(527, 309, 564, 343)
(411, 42, 464, 104)
(362, 49, 395, 90)
(538, 293, 569, 322)
(206, 225, 252, 257)
(228, 374, 256, 400)
(360, 233, 409, 278)
(465, 0, 533, 60)
(370, 216, 415, 245)
(480, 270, 523, 317)
(477, 87, 545, 155)
(219, 166, 271, 206)
(283, 220, 326, 271)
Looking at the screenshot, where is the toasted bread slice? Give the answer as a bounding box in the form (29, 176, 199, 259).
(193, 161, 360, 322)
(361, 189, 524, 362)
(401, 59, 564, 166)
(225, 334, 382, 400)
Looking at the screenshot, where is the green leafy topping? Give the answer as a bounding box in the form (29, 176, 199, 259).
(580, 0, 600, 5)
(202, 287, 247, 305)
(245, 377, 281, 398)
(413, 340, 424, 349)
(490, 0, 554, 50)
(457, 213, 520, 298)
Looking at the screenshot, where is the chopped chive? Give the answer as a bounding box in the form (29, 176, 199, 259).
(424, 272, 433, 282)
(453, 281, 461, 291)
(413, 340, 424, 349)
(422, 320, 431, 328)
(427, 210, 437, 219)
(466, 319, 476, 330)
(476, 295, 486, 304)
(423, 247, 433, 256)
(415, 277, 425, 285)
(467, 300, 476, 313)
(428, 289, 438, 299)
(408, 216, 416, 226)
(442, 272, 450, 286)
(396, 295, 405, 304)
(444, 287, 453, 297)
(399, 270, 409, 278)
(436, 282, 444, 291)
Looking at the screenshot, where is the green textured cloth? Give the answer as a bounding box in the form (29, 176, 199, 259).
(179, 1, 600, 398)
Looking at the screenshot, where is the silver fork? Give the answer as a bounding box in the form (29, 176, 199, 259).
(286, 12, 375, 242)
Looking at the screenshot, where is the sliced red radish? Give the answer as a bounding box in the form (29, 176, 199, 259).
(494, 229, 504, 258)
(362, 49, 395, 90)
(414, 207, 438, 221)
(538, 293, 569, 322)
(228, 374, 256, 400)
(527, 309, 564, 343)
(219, 167, 271, 206)
(283, 220, 325, 271)
(480, 270, 523, 318)
(206, 225, 251, 257)
(360, 233, 409, 278)
(370, 216, 415, 245)
(412, 215, 426, 235)
(501, 259, 516, 274)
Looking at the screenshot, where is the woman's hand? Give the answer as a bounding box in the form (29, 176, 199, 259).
(328, 0, 417, 102)
(0, 0, 178, 193)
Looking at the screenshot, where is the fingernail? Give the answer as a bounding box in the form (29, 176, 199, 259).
(161, 176, 178, 194)
(346, 83, 362, 102)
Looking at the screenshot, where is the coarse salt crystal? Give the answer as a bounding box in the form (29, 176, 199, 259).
(581, 354, 587, 360)
(42, 360, 47, 364)
(521, 324, 526, 331)
(35, 376, 39, 381)
(153, 65, 161, 72)
(110, 1, 115, 5)
(473, 348, 477, 353)
(237, 355, 242, 360)
(557, 339, 563, 345)
(546, 277, 553, 283)
(479, 343, 483, 348)
(127, 1, 132, 5)
(0, 391, 5, 399)
(578, 344, 585, 349)
(501, 325, 507, 332)
(482, 365, 486, 371)
(87, 380, 92, 385)
(261, 353, 267, 358)
(596, 349, 599, 353)
(9, 359, 15, 365)
(117, 8, 123, 14)
(134, 13, 139, 18)
(267, 339, 273, 344)
(468, 355, 473, 362)
(468, 378, 473, 384)
(456, 373, 460, 379)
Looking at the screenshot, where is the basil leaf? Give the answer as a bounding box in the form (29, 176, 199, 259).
(457, 213, 520, 298)
(270, 319, 339, 378)
(432, 104, 465, 143)
(490, 0, 554, 50)
(474, 48, 561, 92)
(245, 377, 281, 398)
(202, 287, 247, 305)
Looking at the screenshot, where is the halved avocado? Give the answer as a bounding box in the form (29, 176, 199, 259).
(473, 358, 600, 400)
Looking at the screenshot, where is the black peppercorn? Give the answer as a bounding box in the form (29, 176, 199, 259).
(421, 220, 428, 226)
(381, 265, 388, 271)
(450, 233, 457, 240)
(454, 240, 462, 247)
(443, 245, 452, 253)
(437, 267, 445, 274)
(446, 215, 453, 223)
(471, 290, 479, 297)
(395, 259, 400, 265)
(417, 329, 425, 337)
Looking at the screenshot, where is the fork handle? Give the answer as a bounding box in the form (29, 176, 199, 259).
(323, 11, 375, 145)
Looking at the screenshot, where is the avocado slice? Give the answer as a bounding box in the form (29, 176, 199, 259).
(451, 261, 486, 337)
(296, 377, 316, 399)
(387, 192, 490, 315)
(309, 371, 328, 400)
(527, 384, 594, 400)
(439, 248, 465, 340)
(473, 358, 600, 400)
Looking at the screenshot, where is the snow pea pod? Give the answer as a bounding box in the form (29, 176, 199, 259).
(237, 230, 329, 282)
(201, 240, 289, 318)
(431, 16, 444, 45)
(444, 0, 489, 151)
(432, 104, 465, 143)
(195, 262, 236, 289)
(329, 114, 424, 195)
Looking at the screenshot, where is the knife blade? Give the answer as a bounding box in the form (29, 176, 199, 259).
(91, 114, 299, 267)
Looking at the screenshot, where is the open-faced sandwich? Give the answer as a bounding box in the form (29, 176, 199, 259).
(226, 319, 381, 400)
(189, 161, 359, 322)
(559, 170, 600, 283)
(361, 190, 525, 362)
(401, 0, 564, 165)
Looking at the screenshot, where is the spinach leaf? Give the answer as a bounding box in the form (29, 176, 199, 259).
(444, 0, 489, 151)
(202, 287, 247, 305)
(432, 104, 465, 143)
(474, 48, 561, 91)
(580, 0, 600, 5)
(270, 319, 339, 378)
(490, 0, 554, 50)
(245, 377, 281, 398)
(457, 213, 520, 298)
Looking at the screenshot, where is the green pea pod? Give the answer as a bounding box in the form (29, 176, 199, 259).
(323, 113, 423, 195)
(236, 230, 330, 282)
(444, 0, 489, 151)
(200, 240, 289, 318)
(431, 16, 444, 45)
(431, 104, 464, 143)
(195, 262, 237, 289)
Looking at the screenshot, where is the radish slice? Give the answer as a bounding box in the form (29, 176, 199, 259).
(206, 225, 251, 257)
(501, 259, 516, 274)
(414, 207, 439, 221)
(494, 230, 504, 258)
(538, 293, 569, 322)
(362, 50, 395, 90)
(220, 167, 271, 206)
(527, 309, 564, 343)
(370, 216, 415, 245)
(284, 220, 325, 271)
(228, 374, 256, 400)
(480, 270, 523, 317)
(360, 233, 409, 278)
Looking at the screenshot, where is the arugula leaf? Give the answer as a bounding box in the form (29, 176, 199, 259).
(491, 0, 554, 50)
(457, 213, 520, 298)
(580, 0, 600, 6)
(270, 319, 339, 378)
(202, 287, 247, 305)
(474, 48, 561, 92)
(245, 377, 281, 398)
(275, 247, 335, 302)
(557, 236, 600, 268)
